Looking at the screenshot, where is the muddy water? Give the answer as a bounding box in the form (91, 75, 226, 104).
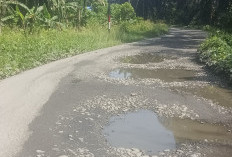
(161, 118, 232, 144)
(119, 53, 175, 64)
(109, 68, 197, 82)
(103, 110, 232, 155)
(172, 85, 232, 108)
(103, 110, 176, 154)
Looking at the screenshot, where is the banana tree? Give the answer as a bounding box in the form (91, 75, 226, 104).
(14, 5, 45, 32)
(48, 0, 68, 23)
(1, 0, 29, 33)
(65, 1, 83, 27)
(0, 0, 36, 32)
(48, 0, 85, 27)
(41, 4, 63, 28)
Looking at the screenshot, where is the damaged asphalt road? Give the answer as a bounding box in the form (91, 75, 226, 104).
(1, 28, 232, 157)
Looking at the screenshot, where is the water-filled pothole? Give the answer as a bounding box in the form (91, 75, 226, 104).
(103, 110, 176, 154)
(172, 85, 232, 108)
(119, 54, 175, 64)
(103, 110, 232, 155)
(109, 68, 197, 82)
(160, 118, 232, 143)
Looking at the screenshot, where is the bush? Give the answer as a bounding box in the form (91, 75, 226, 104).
(111, 3, 122, 23)
(120, 2, 136, 21)
(111, 2, 136, 24)
(199, 28, 232, 80)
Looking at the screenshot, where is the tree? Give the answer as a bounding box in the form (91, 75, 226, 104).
(120, 2, 135, 21)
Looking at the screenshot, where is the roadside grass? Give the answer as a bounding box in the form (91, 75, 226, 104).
(0, 22, 168, 79)
(199, 26, 232, 81)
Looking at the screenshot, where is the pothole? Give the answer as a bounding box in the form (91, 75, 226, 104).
(109, 68, 197, 82)
(119, 53, 175, 64)
(103, 110, 176, 155)
(172, 85, 232, 108)
(103, 110, 232, 155)
(161, 118, 232, 143)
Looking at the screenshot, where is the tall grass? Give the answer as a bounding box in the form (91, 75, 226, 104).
(0, 22, 168, 79)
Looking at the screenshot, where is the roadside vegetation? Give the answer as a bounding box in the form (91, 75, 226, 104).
(127, 0, 232, 82)
(0, 0, 168, 79)
(2, 0, 231, 81)
(199, 27, 232, 80)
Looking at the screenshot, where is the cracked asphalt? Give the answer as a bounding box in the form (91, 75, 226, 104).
(1, 28, 232, 157)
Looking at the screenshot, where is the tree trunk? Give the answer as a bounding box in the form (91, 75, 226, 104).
(83, 0, 86, 16)
(77, 8, 81, 29)
(0, 0, 2, 34)
(0, 0, 6, 34)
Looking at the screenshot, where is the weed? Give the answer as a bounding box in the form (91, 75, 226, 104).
(0, 22, 168, 79)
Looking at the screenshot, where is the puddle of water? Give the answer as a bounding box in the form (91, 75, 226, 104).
(103, 110, 232, 155)
(109, 69, 132, 79)
(161, 118, 232, 143)
(109, 68, 196, 82)
(119, 54, 173, 64)
(103, 110, 176, 154)
(174, 85, 232, 108)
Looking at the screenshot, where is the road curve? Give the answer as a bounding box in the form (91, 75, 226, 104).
(1, 28, 232, 157)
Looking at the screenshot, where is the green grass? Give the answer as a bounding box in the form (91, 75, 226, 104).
(199, 27, 232, 81)
(0, 21, 168, 79)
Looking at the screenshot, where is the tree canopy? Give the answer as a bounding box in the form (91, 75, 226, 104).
(117, 0, 232, 30)
(1, 0, 232, 33)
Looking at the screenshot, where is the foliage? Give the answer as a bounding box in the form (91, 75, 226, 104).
(85, 1, 107, 25)
(0, 0, 101, 31)
(116, 0, 232, 30)
(0, 22, 168, 79)
(0, 1, 139, 32)
(110, 2, 135, 24)
(120, 2, 135, 21)
(216, 4, 232, 30)
(110, 3, 121, 23)
(0, 0, 169, 79)
(199, 28, 232, 80)
(1, 0, 232, 30)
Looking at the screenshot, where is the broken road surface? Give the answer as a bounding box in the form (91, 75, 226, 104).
(1, 28, 232, 157)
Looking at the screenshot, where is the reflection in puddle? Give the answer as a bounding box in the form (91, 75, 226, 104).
(109, 69, 132, 79)
(161, 118, 232, 143)
(103, 110, 176, 154)
(119, 53, 174, 64)
(173, 85, 232, 108)
(109, 68, 197, 82)
(103, 110, 232, 155)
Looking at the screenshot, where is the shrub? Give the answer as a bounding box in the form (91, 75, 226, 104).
(120, 2, 136, 21)
(111, 3, 122, 23)
(111, 2, 136, 24)
(199, 28, 232, 80)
